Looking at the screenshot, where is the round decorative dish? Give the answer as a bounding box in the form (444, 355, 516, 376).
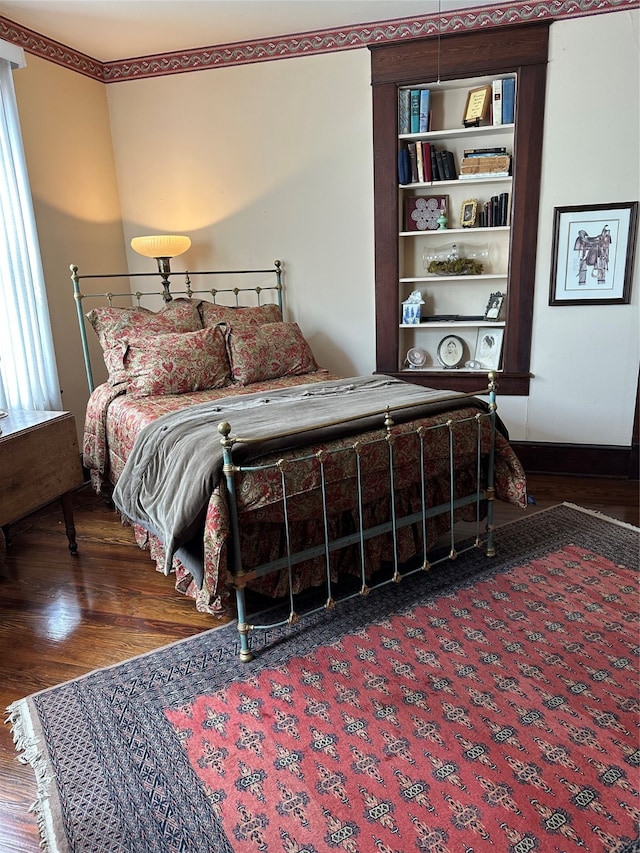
(405, 347, 427, 369)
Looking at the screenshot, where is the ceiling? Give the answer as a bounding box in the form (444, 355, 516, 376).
(0, 0, 505, 63)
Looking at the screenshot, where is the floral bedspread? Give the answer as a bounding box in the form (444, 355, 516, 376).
(83, 373, 527, 617)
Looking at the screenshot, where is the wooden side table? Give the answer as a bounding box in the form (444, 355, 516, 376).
(0, 410, 84, 570)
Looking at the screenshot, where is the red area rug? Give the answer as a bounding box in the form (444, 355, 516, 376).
(7, 504, 640, 852)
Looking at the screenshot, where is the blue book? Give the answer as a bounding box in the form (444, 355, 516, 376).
(409, 89, 421, 133)
(398, 89, 410, 134)
(398, 148, 411, 185)
(502, 77, 516, 124)
(419, 89, 430, 132)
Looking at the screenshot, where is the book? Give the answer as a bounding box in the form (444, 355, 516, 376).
(463, 147, 508, 157)
(498, 191, 510, 226)
(492, 78, 503, 125)
(416, 141, 425, 182)
(410, 89, 421, 133)
(429, 145, 439, 182)
(435, 148, 446, 181)
(407, 142, 419, 182)
(458, 171, 511, 180)
(398, 89, 411, 134)
(460, 155, 511, 175)
(421, 141, 433, 182)
(442, 150, 457, 180)
(502, 77, 516, 124)
(398, 148, 411, 185)
(419, 88, 430, 132)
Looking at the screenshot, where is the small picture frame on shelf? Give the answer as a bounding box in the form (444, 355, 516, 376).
(463, 84, 492, 127)
(437, 334, 465, 369)
(405, 195, 448, 231)
(474, 328, 504, 370)
(483, 291, 505, 320)
(460, 199, 478, 228)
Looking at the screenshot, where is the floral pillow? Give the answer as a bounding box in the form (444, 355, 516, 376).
(86, 299, 203, 385)
(198, 301, 282, 329)
(226, 321, 318, 386)
(122, 326, 231, 397)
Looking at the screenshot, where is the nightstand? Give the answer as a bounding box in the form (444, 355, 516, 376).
(0, 410, 84, 570)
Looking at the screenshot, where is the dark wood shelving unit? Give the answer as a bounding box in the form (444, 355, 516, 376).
(370, 23, 550, 395)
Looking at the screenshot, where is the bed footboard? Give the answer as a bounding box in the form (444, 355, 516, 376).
(220, 375, 499, 662)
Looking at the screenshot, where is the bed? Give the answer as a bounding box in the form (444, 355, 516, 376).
(72, 260, 527, 660)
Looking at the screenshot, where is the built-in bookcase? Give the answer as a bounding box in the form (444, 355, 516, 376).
(370, 23, 550, 395)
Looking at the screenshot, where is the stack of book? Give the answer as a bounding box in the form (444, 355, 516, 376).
(398, 143, 457, 184)
(491, 77, 516, 125)
(399, 87, 431, 134)
(477, 192, 510, 227)
(458, 147, 511, 180)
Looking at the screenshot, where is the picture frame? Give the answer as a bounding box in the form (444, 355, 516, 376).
(405, 195, 448, 231)
(549, 201, 638, 305)
(463, 84, 492, 127)
(460, 199, 478, 228)
(437, 334, 465, 369)
(484, 291, 505, 321)
(474, 328, 504, 370)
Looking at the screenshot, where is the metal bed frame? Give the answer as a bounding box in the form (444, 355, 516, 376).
(219, 377, 498, 661)
(72, 260, 499, 661)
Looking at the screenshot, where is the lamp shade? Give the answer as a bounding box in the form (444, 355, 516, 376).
(131, 235, 191, 259)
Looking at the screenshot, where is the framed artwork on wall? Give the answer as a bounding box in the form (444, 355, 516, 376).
(549, 201, 638, 305)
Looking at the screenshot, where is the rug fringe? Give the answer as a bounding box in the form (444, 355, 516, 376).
(561, 501, 640, 532)
(5, 699, 58, 853)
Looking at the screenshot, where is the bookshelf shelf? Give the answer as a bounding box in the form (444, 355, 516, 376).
(400, 320, 506, 329)
(370, 23, 550, 396)
(399, 123, 515, 143)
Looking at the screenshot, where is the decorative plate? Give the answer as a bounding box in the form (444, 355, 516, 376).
(406, 347, 427, 368)
(437, 335, 465, 369)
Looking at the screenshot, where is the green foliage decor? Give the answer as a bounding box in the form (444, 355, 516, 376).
(427, 258, 484, 275)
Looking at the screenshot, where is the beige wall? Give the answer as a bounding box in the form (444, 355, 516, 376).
(10, 10, 640, 447)
(107, 49, 376, 379)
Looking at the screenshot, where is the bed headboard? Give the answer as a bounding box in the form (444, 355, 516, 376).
(71, 260, 283, 394)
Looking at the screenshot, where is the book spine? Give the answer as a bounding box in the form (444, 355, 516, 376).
(416, 141, 425, 183)
(499, 191, 509, 226)
(502, 77, 515, 124)
(398, 89, 410, 134)
(419, 88, 430, 133)
(410, 90, 421, 133)
(435, 149, 446, 182)
(421, 142, 432, 182)
(463, 148, 508, 157)
(443, 150, 457, 180)
(398, 148, 411, 185)
(407, 142, 419, 182)
(492, 79, 503, 126)
(430, 145, 439, 182)
(458, 172, 511, 180)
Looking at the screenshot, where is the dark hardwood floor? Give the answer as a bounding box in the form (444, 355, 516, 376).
(0, 475, 637, 851)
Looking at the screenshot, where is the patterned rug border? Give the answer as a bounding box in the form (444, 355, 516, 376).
(6, 502, 639, 852)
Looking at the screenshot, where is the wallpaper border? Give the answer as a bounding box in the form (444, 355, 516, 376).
(1, 0, 637, 83)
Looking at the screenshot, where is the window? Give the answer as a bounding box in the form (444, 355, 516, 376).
(0, 40, 62, 412)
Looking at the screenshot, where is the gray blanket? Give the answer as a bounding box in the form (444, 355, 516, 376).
(112, 375, 492, 587)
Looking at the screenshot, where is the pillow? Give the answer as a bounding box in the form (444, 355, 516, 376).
(122, 326, 231, 398)
(198, 301, 282, 329)
(87, 299, 203, 385)
(226, 322, 318, 386)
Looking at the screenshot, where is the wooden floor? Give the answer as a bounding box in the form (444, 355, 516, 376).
(0, 474, 637, 851)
